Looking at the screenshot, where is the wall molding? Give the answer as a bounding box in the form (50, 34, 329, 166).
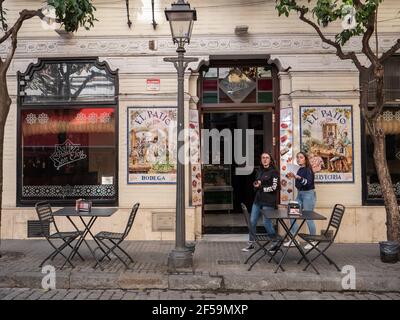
(5, 32, 398, 73)
(2, 33, 399, 58)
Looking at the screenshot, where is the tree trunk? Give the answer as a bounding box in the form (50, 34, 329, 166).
(360, 68, 400, 242)
(0, 71, 12, 257)
(369, 118, 400, 241)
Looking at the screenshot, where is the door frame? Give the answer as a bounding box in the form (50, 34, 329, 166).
(199, 108, 279, 233)
(197, 61, 281, 234)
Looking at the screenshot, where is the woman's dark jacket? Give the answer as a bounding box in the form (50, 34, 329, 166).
(295, 167, 315, 191)
(254, 166, 279, 207)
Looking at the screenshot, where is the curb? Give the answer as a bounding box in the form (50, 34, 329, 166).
(1, 271, 399, 292)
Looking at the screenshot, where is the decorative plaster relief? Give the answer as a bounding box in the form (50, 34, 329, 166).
(2, 34, 399, 58)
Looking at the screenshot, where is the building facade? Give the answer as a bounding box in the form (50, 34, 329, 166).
(2, 0, 400, 242)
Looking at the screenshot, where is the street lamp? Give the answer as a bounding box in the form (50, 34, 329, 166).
(164, 0, 198, 270)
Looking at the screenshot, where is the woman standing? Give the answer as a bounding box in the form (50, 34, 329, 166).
(242, 152, 279, 252)
(284, 152, 317, 250)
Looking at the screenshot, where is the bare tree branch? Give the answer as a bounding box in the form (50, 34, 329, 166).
(0, 9, 42, 74)
(72, 71, 103, 98)
(298, 8, 365, 72)
(380, 39, 400, 63)
(361, 11, 378, 66)
(359, 70, 377, 119)
(375, 73, 385, 114)
(0, 9, 42, 44)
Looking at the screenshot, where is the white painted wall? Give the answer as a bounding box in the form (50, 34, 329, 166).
(1, 0, 399, 242)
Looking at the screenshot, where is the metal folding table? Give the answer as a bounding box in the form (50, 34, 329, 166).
(52, 207, 118, 270)
(261, 208, 327, 274)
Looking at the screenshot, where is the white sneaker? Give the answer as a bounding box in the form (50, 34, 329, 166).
(283, 240, 296, 247)
(241, 243, 255, 252)
(304, 242, 318, 250)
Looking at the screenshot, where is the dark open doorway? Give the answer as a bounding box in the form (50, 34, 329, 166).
(202, 111, 273, 234)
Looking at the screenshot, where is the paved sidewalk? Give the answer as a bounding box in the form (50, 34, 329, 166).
(0, 240, 399, 292)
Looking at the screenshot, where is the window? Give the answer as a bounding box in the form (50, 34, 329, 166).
(363, 56, 400, 203)
(17, 58, 118, 205)
(201, 66, 274, 105)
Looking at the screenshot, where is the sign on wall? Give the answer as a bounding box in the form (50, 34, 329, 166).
(279, 108, 294, 204)
(146, 79, 160, 91)
(189, 110, 202, 206)
(127, 107, 177, 184)
(300, 105, 354, 183)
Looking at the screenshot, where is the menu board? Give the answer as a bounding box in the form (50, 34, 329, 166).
(279, 108, 294, 204)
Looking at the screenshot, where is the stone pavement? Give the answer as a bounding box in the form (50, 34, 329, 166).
(1, 288, 399, 300)
(0, 240, 399, 292)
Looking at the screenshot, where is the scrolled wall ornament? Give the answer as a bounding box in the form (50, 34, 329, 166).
(3, 34, 400, 59)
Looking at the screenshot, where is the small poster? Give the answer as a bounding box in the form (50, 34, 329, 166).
(300, 105, 354, 183)
(127, 107, 177, 184)
(189, 110, 202, 206)
(146, 79, 160, 91)
(280, 108, 294, 204)
(102, 176, 114, 185)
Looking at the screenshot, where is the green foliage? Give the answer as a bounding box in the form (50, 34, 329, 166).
(313, 0, 341, 26)
(0, 0, 97, 33)
(275, 0, 309, 17)
(48, 0, 97, 32)
(276, 0, 384, 45)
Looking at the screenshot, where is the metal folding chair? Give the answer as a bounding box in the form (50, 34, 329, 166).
(297, 204, 346, 271)
(35, 201, 84, 268)
(94, 203, 140, 269)
(241, 203, 283, 271)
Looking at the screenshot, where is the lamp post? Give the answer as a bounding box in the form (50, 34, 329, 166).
(164, 0, 198, 270)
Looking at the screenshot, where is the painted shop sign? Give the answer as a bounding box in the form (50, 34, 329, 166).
(50, 139, 87, 170)
(300, 105, 354, 183)
(127, 107, 177, 184)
